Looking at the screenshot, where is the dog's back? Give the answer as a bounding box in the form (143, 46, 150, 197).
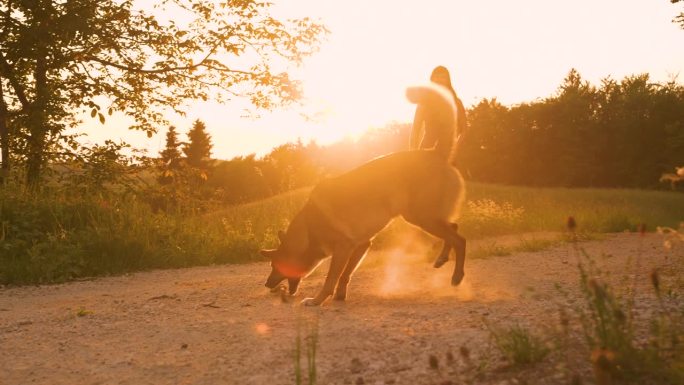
(308, 83, 464, 246)
(264, 83, 467, 305)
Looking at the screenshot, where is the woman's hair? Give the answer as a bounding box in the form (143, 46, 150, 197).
(430, 66, 453, 88)
(427, 65, 466, 137)
(429, 65, 458, 101)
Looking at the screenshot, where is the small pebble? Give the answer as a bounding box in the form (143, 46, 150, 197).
(428, 354, 439, 369)
(350, 357, 363, 374)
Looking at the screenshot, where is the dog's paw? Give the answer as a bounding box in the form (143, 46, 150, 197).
(451, 272, 464, 286)
(300, 297, 320, 306)
(433, 257, 448, 269)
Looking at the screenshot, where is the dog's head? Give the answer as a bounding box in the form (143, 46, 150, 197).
(261, 229, 324, 295)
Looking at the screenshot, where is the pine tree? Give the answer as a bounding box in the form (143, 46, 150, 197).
(158, 126, 182, 184)
(160, 126, 181, 167)
(183, 119, 213, 169)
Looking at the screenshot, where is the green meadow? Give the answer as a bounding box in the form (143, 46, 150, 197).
(1, 183, 681, 285)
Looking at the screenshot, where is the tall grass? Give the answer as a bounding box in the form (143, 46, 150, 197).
(293, 313, 319, 385)
(485, 322, 550, 366)
(462, 183, 684, 237)
(566, 233, 684, 384)
(0, 187, 307, 284)
(374, 182, 684, 246)
(1, 182, 682, 285)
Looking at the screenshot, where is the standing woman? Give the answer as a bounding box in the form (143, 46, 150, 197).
(410, 65, 467, 157)
(410, 66, 467, 269)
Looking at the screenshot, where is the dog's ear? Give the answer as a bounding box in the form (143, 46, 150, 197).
(260, 249, 277, 259)
(277, 230, 285, 243)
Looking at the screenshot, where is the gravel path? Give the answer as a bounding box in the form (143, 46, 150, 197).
(1, 233, 681, 385)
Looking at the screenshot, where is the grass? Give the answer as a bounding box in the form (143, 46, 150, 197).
(294, 313, 319, 385)
(485, 322, 550, 366)
(570, 241, 684, 384)
(461, 183, 684, 238)
(76, 307, 93, 317)
(370, 182, 684, 250)
(476, 224, 684, 384)
(0, 187, 308, 285)
(1, 182, 683, 285)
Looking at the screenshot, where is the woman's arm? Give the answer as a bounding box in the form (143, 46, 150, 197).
(455, 97, 467, 137)
(409, 105, 425, 150)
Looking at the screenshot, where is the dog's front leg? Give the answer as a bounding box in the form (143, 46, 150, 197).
(334, 241, 371, 301)
(301, 245, 352, 306)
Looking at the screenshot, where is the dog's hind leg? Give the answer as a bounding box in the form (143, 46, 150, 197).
(334, 241, 371, 301)
(433, 242, 451, 268)
(433, 223, 460, 268)
(404, 217, 467, 286)
(451, 229, 467, 286)
(301, 243, 354, 306)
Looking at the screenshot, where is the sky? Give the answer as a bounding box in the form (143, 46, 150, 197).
(77, 0, 684, 159)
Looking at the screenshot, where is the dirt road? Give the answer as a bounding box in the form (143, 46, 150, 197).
(1, 233, 681, 385)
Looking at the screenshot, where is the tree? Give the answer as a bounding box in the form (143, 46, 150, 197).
(457, 70, 684, 188)
(160, 126, 182, 167)
(183, 119, 212, 169)
(673, 0, 684, 29)
(209, 155, 271, 203)
(158, 125, 182, 184)
(0, 0, 327, 186)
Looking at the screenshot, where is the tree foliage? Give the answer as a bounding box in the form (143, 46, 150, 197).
(158, 125, 182, 184)
(673, 0, 684, 29)
(183, 119, 212, 169)
(456, 70, 684, 188)
(0, 0, 327, 184)
(160, 126, 182, 167)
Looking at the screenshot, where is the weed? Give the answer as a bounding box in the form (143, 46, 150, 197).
(76, 307, 93, 317)
(485, 321, 550, 366)
(567, 218, 684, 384)
(294, 312, 319, 385)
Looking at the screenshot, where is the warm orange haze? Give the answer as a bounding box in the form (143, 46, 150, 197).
(79, 0, 684, 159)
(2, 1, 684, 385)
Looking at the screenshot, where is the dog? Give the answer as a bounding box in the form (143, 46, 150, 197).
(262, 83, 466, 306)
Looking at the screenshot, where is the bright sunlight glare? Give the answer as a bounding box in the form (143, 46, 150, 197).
(76, 0, 684, 159)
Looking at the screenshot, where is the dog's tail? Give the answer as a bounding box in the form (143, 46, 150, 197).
(406, 83, 459, 163)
